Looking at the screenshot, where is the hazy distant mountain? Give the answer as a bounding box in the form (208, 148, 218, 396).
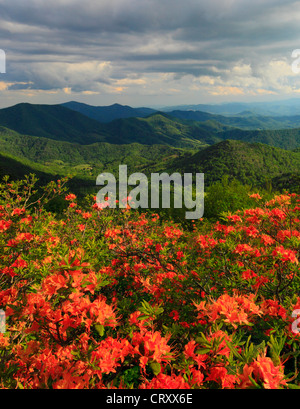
(167, 110, 300, 130)
(161, 98, 300, 117)
(61, 101, 156, 122)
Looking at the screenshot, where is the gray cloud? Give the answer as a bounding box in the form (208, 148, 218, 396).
(0, 0, 300, 106)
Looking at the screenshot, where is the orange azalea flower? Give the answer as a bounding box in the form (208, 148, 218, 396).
(260, 234, 275, 246)
(184, 340, 208, 370)
(0, 219, 12, 232)
(42, 273, 68, 296)
(140, 373, 190, 389)
(0, 266, 17, 277)
(239, 351, 287, 389)
(184, 340, 197, 360)
(77, 224, 85, 232)
(0, 334, 9, 347)
(242, 269, 257, 280)
(89, 296, 118, 327)
(207, 330, 232, 358)
(132, 330, 173, 369)
(91, 337, 134, 375)
(234, 243, 255, 255)
(266, 194, 291, 207)
(227, 214, 242, 223)
(189, 367, 204, 386)
(169, 310, 180, 321)
(65, 194, 76, 201)
(272, 246, 298, 264)
(11, 207, 25, 216)
(194, 293, 262, 329)
(261, 299, 286, 318)
(42, 256, 53, 265)
(11, 258, 28, 269)
(249, 193, 262, 200)
(53, 372, 90, 389)
(244, 226, 259, 237)
(82, 212, 92, 219)
(207, 366, 238, 389)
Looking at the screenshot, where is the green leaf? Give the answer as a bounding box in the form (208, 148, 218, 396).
(287, 383, 300, 389)
(195, 348, 211, 355)
(95, 324, 105, 337)
(248, 375, 262, 389)
(150, 362, 161, 376)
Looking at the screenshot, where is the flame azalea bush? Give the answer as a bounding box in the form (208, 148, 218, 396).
(0, 175, 300, 389)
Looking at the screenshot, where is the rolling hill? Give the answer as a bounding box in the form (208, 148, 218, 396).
(166, 139, 300, 187)
(219, 127, 300, 150)
(0, 125, 185, 178)
(103, 113, 224, 148)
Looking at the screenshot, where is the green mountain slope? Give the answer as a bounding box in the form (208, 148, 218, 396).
(0, 103, 109, 144)
(0, 126, 185, 178)
(219, 128, 300, 150)
(167, 139, 300, 187)
(0, 152, 54, 183)
(104, 113, 222, 148)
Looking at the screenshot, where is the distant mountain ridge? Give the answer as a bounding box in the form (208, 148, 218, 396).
(61, 100, 300, 130)
(1, 102, 300, 150)
(61, 101, 156, 122)
(160, 98, 300, 116)
(166, 110, 300, 130)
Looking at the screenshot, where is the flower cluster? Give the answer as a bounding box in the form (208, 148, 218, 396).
(0, 177, 299, 389)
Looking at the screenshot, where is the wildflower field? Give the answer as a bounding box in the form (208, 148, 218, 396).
(0, 175, 299, 389)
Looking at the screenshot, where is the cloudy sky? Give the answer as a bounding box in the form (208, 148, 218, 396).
(1, 0, 300, 108)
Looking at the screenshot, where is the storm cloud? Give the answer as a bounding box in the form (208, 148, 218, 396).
(1, 0, 300, 107)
